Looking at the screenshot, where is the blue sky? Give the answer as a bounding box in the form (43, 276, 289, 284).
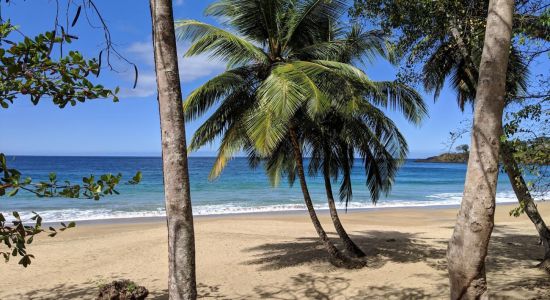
(0, 0, 475, 158)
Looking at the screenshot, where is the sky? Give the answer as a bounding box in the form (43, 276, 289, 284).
(0, 0, 476, 158)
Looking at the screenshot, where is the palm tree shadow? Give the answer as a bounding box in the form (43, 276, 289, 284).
(243, 225, 550, 271)
(236, 273, 447, 299)
(242, 230, 448, 271)
(243, 273, 351, 300)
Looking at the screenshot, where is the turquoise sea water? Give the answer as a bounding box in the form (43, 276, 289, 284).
(2, 156, 522, 222)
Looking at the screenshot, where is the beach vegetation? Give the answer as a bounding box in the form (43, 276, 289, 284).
(176, 0, 426, 268)
(455, 144, 469, 154)
(352, 0, 550, 285)
(0, 8, 141, 267)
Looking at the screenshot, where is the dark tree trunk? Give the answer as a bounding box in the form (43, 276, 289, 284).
(150, 1, 197, 299)
(500, 142, 550, 272)
(447, 0, 514, 299)
(288, 127, 363, 269)
(322, 150, 366, 258)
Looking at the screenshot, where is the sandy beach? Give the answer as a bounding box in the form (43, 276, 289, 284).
(1, 203, 549, 299)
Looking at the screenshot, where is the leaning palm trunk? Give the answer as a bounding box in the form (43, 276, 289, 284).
(150, 0, 197, 299)
(322, 151, 366, 258)
(288, 127, 363, 269)
(501, 142, 550, 272)
(447, 0, 514, 298)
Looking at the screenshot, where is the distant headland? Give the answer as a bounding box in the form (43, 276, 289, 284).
(415, 152, 469, 163)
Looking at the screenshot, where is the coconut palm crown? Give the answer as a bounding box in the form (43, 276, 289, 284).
(176, 0, 427, 181)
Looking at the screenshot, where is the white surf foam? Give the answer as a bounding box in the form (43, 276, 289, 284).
(2, 189, 536, 223)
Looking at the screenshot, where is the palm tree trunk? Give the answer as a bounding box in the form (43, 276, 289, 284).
(322, 149, 366, 258)
(500, 142, 550, 272)
(288, 127, 362, 269)
(447, 0, 514, 299)
(150, 1, 197, 299)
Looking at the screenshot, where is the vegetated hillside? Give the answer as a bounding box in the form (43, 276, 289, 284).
(415, 152, 469, 163)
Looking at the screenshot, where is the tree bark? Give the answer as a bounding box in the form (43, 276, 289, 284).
(447, 0, 514, 299)
(322, 148, 366, 258)
(150, 1, 197, 299)
(449, 7, 550, 272)
(500, 142, 550, 272)
(288, 127, 363, 269)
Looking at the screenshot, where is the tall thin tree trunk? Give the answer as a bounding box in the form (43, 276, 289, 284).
(450, 9, 550, 271)
(150, 1, 197, 299)
(447, 0, 514, 299)
(322, 149, 366, 258)
(288, 127, 362, 269)
(500, 142, 550, 272)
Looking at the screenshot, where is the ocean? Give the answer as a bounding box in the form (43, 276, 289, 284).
(2, 156, 522, 222)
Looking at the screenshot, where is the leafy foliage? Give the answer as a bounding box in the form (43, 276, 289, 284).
(503, 101, 550, 213)
(0, 17, 139, 267)
(0, 153, 142, 267)
(0, 22, 118, 109)
(352, 0, 549, 217)
(455, 144, 469, 154)
(0, 159, 142, 269)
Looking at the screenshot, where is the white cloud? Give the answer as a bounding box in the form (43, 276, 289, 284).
(120, 40, 226, 98)
(126, 41, 154, 66)
(119, 73, 157, 98)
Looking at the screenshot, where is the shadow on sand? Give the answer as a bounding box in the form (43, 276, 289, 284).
(243, 230, 448, 271)
(10, 225, 549, 299)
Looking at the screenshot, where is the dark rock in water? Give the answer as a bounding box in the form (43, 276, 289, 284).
(96, 280, 149, 300)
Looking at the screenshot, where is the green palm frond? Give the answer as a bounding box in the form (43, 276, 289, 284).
(337, 143, 354, 206)
(264, 139, 296, 187)
(205, 0, 285, 47)
(423, 35, 529, 111)
(175, 20, 270, 67)
(367, 81, 427, 125)
(311, 60, 376, 89)
(188, 90, 254, 152)
(183, 67, 252, 121)
(343, 118, 403, 204)
(283, 0, 346, 50)
(423, 41, 462, 101)
(341, 24, 387, 65)
(246, 69, 307, 155)
(209, 123, 249, 180)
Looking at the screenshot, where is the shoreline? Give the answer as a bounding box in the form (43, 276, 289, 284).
(50, 200, 530, 226)
(2, 201, 549, 299)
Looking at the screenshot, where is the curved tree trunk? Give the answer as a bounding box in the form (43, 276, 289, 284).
(500, 142, 550, 272)
(288, 127, 363, 269)
(447, 0, 514, 299)
(150, 1, 197, 299)
(322, 150, 366, 258)
(449, 2, 550, 274)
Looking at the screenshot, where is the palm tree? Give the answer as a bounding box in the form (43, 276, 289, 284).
(421, 4, 550, 271)
(150, 0, 196, 298)
(264, 107, 409, 258)
(175, 0, 425, 267)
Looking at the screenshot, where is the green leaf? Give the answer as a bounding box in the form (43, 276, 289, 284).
(7, 188, 19, 197)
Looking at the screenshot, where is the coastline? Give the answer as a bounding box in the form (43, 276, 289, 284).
(48, 200, 524, 226)
(2, 202, 548, 299)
